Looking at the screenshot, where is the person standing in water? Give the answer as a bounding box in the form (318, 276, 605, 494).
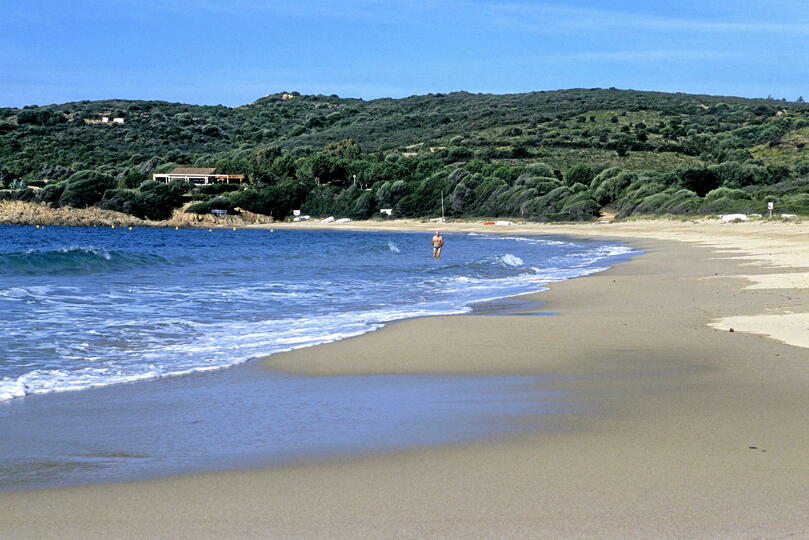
(432, 231, 444, 259)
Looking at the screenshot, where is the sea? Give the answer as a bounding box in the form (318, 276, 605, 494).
(0, 225, 636, 488)
(0, 225, 633, 402)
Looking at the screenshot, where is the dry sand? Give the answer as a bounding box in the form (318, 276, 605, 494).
(3, 219, 809, 538)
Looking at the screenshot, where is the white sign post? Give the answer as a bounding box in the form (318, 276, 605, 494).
(293, 209, 301, 217)
(767, 201, 774, 219)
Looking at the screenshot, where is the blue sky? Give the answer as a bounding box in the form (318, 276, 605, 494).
(2, 0, 808, 106)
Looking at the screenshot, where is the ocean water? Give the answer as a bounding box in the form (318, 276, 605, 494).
(0, 225, 635, 402)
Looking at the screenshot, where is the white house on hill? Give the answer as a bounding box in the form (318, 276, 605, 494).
(152, 167, 245, 185)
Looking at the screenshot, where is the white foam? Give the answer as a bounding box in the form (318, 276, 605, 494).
(0, 236, 638, 402)
(498, 254, 524, 267)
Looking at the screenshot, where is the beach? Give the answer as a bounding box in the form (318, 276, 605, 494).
(3, 219, 809, 538)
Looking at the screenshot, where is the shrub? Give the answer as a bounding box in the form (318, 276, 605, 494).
(525, 162, 555, 178)
(593, 171, 637, 205)
(560, 196, 600, 221)
(675, 167, 720, 197)
(98, 189, 147, 217)
(632, 193, 672, 215)
(660, 189, 700, 214)
(446, 147, 474, 161)
(589, 167, 623, 190)
(185, 196, 235, 215)
(194, 183, 241, 195)
(36, 182, 67, 206)
(350, 191, 376, 219)
(138, 180, 190, 220)
(780, 193, 809, 214)
(699, 196, 757, 215)
(704, 187, 751, 202)
(565, 164, 596, 186)
(709, 161, 769, 189)
(8, 188, 37, 202)
(59, 170, 116, 208)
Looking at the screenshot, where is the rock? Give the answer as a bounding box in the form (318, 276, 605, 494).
(0, 200, 272, 229)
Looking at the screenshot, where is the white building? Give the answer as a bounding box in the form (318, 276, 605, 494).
(152, 167, 245, 185)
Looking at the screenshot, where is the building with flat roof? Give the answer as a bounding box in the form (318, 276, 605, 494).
(152, 168, 244, 185)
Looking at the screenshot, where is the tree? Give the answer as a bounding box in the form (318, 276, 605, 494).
(323, 138, 362, 160)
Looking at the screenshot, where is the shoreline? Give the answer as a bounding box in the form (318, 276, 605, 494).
(4, 222, 809, 537)
(0, 228, 630, 404)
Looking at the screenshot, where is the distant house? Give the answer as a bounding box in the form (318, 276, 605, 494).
(152, 167, 245, 185)
(112, 117, 124, 124)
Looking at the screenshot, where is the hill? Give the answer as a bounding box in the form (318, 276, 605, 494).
(2, 88, 809, 221)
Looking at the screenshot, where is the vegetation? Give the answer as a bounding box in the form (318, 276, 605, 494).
(2, 88, 809, 221)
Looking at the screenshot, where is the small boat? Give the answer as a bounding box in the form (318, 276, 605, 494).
(483, 221, 495, 225)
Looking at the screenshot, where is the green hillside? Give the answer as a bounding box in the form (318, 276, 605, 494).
(2, 88, 809, 221)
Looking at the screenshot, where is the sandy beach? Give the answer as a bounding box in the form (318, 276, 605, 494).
(3, 219, 809, 538)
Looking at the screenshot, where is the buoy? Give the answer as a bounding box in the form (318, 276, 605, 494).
(128, 226, 133, 231)
(175, 226, 179, 230)
(111, 225, 115, 229)
(232, 227, 236, 231)
(270, 229, 274, 232)
(208, 229, 212, 232)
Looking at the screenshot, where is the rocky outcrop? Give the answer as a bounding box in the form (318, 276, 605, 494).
(0, 201, 273, 228)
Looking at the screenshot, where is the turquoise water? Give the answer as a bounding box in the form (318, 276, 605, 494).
(0, 226, 634, 401)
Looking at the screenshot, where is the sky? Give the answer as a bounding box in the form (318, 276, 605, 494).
(2, 0, 808, 107)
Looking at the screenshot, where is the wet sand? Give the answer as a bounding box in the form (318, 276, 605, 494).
(3, 220, 809, 538)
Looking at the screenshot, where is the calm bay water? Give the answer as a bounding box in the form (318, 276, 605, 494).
(0, 225, 634, 401)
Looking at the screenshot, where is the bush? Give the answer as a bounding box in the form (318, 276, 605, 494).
(699, 195, 757, 215)
(660, 189, 700, 214)
(780, 193, 809, 214)
(193, 183, 241, 195)
(138, 180, 189, 219)
(704, 187, 751, 202)
(560, 192, 600, 220)
(36, 181, 67, 206)
(589, 167, 623, 190)
(7, 188, 37, 202)
(185, 196, 235, 215)
(565, 164, 596, 186)
(593, 171, 636, 205)
(675, 167, 720, 197)
(525, 162, 555, 178)
(446, 147, 474, 161)
(632, 193, 672, 215)
(59, 170, 116, 208)
(98, 189, 147, 217)
(709, 161, 769, 189)
(228, 180, 308, 219)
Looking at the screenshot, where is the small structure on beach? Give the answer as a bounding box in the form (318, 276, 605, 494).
(152, 168, 245, 185)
